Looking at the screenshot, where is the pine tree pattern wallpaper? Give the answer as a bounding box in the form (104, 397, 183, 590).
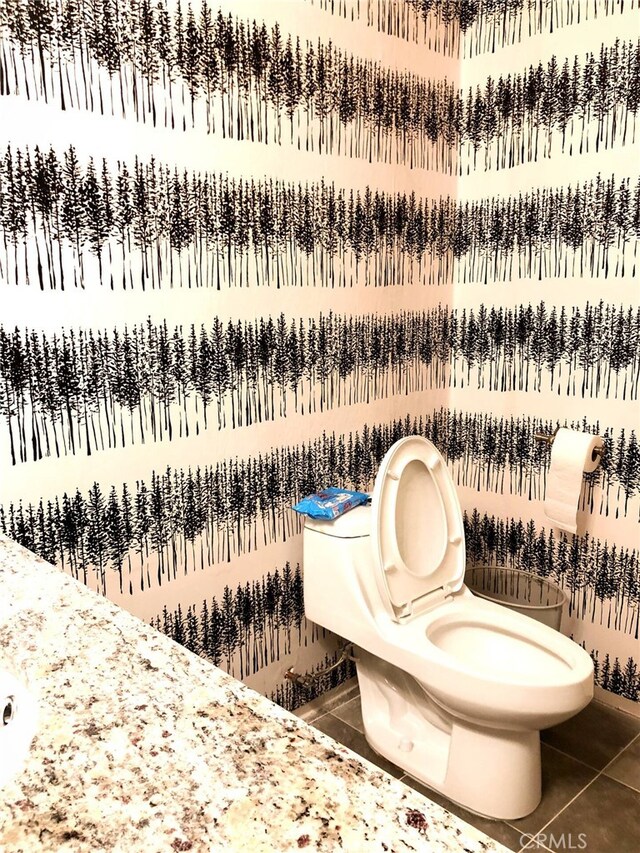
(1, 0, 638, 715)
(0, 0, 455, 711)
(452, 0, 639, 715)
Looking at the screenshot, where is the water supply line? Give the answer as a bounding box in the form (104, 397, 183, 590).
(284, 642, 358, 690)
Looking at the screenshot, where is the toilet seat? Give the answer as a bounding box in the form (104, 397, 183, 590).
(371, 436, 465, 621)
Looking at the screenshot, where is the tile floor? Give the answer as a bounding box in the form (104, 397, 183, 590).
(295, 680, 640, 853)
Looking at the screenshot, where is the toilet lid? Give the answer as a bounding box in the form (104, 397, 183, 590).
(371, 436, 465, 621)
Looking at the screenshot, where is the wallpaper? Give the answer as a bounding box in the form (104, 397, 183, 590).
(1, 0, 638, 715)
(0, 0, 454, 710)
(451, 0, 640, 713)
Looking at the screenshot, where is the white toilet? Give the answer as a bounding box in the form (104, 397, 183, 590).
(303, 436, 593, 820)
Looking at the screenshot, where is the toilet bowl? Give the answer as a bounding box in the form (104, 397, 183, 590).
(303, 436, 593, 820)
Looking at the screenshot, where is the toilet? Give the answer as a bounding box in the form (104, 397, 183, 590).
(303, 436, 593, 820)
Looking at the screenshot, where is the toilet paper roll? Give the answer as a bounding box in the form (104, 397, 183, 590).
(0, 670, 38, 789)
(544, 428, 602, 535)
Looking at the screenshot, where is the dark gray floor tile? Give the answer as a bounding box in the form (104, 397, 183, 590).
(520, 840, 554, 853)
(312, 713, 404, 779)
(505, 744, 597, 837)
(401, 774, 525, 852)
(537, 775, 640, 853)
(603, 734, 640, 792)
(311, 692, 640, 853)
(331, 696, 364, 732)
(541, 701, 640, 770)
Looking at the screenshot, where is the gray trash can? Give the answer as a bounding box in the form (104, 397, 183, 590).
(464, 566, 566, 631)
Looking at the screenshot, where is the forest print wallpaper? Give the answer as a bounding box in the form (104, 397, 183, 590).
(451, 0, 639, 713)
(1, 0, 638, 715)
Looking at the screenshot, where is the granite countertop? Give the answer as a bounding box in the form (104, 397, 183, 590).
(0, 535, 507, 853)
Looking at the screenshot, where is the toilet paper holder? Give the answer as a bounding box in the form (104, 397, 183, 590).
(534, 427, 605, 461)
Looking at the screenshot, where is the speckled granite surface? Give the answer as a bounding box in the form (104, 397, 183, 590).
(0, 535, 508, 853)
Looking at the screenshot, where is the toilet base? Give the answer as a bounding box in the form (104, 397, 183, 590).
(356, 649, 542, 820)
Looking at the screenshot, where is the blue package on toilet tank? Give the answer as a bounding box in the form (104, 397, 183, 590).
(293, 487, 369, 520)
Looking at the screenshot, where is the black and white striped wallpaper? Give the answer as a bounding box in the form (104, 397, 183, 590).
(1, 0, 637, 714)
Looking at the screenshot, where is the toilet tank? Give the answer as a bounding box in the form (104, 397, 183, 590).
(303, 505, 374, 636)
